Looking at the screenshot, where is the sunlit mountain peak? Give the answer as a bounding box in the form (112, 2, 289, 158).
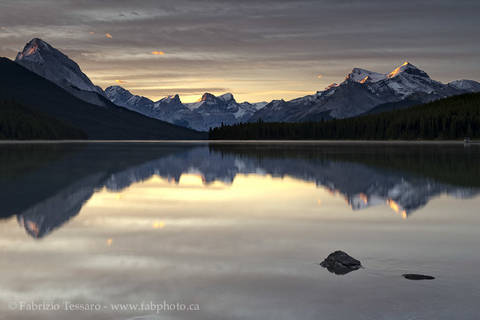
(388, 61, 428, 79)
(15, 38, 50, 61)
(200, 92, 216, 102)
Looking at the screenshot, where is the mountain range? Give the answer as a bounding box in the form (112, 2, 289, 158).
(251, 62, 480, 122)
(13, 38, 269, 132)
(105, 87, 267, 131)
(106, 61, 480, 129)
(0, 39, 205, 139)
(3, 38, 480, 135)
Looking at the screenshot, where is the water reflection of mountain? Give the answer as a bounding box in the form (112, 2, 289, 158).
(1, 143, 478, 238)
(0, 143, 203, 238)
(210, 144, 480, 216)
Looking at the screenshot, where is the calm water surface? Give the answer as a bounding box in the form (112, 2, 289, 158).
(0, 142, 479, 320)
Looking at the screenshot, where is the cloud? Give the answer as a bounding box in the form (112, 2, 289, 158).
(1, 0, 478, 102)
(96, 73, 187, 81)
(131, 87, 230, 96)
(115, 79, 127, 84)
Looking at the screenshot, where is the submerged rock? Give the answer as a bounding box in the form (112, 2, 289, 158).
(320, 251, 362, 275)
(402, 274, 435, 280)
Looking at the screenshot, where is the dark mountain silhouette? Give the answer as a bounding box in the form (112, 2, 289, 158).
(0, 58, 206, 140)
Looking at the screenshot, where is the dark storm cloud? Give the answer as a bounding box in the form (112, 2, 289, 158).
(0, 0, 479, 102)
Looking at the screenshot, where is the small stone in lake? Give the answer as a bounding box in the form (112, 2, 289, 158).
(402, 274, 435, 280)
(320, 250, 362, 275)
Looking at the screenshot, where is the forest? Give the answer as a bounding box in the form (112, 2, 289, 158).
(209, 93, 480, 140)
(0, 100, 87, 140)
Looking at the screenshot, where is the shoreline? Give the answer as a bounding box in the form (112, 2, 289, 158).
(0, 139, 477, 145)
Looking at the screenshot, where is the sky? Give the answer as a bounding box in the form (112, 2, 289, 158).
(0, 0, 479, 103)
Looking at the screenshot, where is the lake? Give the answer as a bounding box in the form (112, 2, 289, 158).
(0, 142, 479, 320)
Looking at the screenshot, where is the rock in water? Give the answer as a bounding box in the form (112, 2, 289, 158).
(320, 251, 362, 275)
(402, 274, 435, 280)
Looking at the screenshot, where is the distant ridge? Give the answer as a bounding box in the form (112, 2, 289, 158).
(250, 62, 480, 123)
(210, 92, 480, 140)
(106, 86, 266, 131)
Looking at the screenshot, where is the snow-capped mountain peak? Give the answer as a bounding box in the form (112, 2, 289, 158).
(448, 79, 480, 92)
(346, 62, 430, 84)
(387, 61, 430, 79)
(219, 92, 235, 102)
(105, 86, 204, 130)
(15, 38, 107, 106)
(15, 38, 104, 95)
(326, 83, 339, 90)
(250, 62, 480, 123)
(347, 68, 386, 83)
(200, 92, 217, 102)
(105, 85, 154, 109)
(105, 85, 130, 97)
(158, 94, 181, 104)
(250, 101, 268, 110)
(15, 38, 49, 62)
